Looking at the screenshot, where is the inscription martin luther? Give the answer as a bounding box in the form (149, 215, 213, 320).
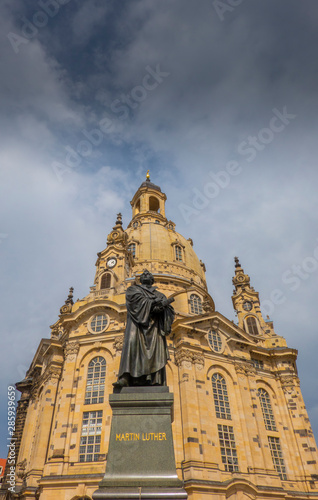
(115, 432, 167, 441)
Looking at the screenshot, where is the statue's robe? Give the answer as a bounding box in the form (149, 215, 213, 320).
(118, 283, 175, 385)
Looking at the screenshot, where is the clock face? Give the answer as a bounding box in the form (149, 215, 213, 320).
(243, 301, 252, 311)
(107, 257, 117, 269)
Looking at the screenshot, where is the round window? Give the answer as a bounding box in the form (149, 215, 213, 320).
(208, 330, 223, 353)
(88, 313, 109, 334)
(243, 301, 253, 311)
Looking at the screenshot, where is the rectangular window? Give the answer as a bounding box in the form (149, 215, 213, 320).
(128, 244, 136, 258)
(175, 245, 182, 261)
(251, 358, 264, 369)
(268, 436, 287, 480)
(217, 424, 239, 472)
(79, 410, 102, 462)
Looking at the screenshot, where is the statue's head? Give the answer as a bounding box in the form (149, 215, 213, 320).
(139, 269, 154, 285)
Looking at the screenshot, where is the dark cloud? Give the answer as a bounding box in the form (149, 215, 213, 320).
(1, 0, 318, 454)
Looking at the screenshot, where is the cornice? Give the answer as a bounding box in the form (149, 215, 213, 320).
(58, 300, 126, 329)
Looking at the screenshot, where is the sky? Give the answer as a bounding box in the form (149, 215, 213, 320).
(1, 0, 318, 458)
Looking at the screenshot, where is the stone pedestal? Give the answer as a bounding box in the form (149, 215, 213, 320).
(93, 387, 187, 500)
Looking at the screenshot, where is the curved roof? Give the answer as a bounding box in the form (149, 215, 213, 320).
(125, 220, 206, 284)
(138, 179, 162, 192)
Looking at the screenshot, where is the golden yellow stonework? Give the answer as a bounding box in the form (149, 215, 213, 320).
(2, 179, 318, 500)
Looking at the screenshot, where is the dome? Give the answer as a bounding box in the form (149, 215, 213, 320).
(125, 220, 206, 288)
(91, 175, 214, 317)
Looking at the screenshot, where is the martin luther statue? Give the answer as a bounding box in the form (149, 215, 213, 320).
(114, 270, 175, 389)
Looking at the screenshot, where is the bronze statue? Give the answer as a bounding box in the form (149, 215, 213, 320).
(114, 270, 175, 389)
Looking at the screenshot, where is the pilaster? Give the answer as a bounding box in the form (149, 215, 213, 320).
(44, 341, 80, 476)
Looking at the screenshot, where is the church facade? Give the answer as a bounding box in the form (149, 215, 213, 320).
(2, 176, 318, 500)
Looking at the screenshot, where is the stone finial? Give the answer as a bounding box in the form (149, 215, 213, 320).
(115, 213, 123, 226)
(60, 287, 74, 315)
(65, 287, 74, 305)
(234, 256, 241, 268)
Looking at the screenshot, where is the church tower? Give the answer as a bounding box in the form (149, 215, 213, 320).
(2, 175, 318, 500)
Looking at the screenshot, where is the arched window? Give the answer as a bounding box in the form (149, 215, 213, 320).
(135, 199, 140, 214)
(212, 373, 231, 420)
(189, 294, 203, 314)
(100, 273, 111, 289)
(149, 196, 160, 212)
(175, 245, 182, 262)
(246, 316, 259, 335)
(257, 388, 277, 431)
(85, 357, 106, 405)
(128, 243, 136, 258)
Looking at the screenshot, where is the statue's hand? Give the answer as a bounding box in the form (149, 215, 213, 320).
(153, 297, 162, 305)
(152, 302, 164, 313)
(161, 297, 175, 307)
(151, 296, 174, 313)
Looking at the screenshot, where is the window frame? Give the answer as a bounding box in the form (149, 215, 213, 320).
(212, 373, 232, 420)
(84, 357, 106, 405)
(257, 387, 277, 431)
(245, 316, 259, 335)
(100, 272, 111, 290)
(189, 294, 203, 315)
(217, 424, 239, 472)
(268, 436, 287, 480)
(128, 243, 136, 258)
(175, 245, 183, 262)
(251, 358, 264, 369)
(208, 330, 223, 353)
(88, 313, 109, 334)
(79, 410, 103, 463)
